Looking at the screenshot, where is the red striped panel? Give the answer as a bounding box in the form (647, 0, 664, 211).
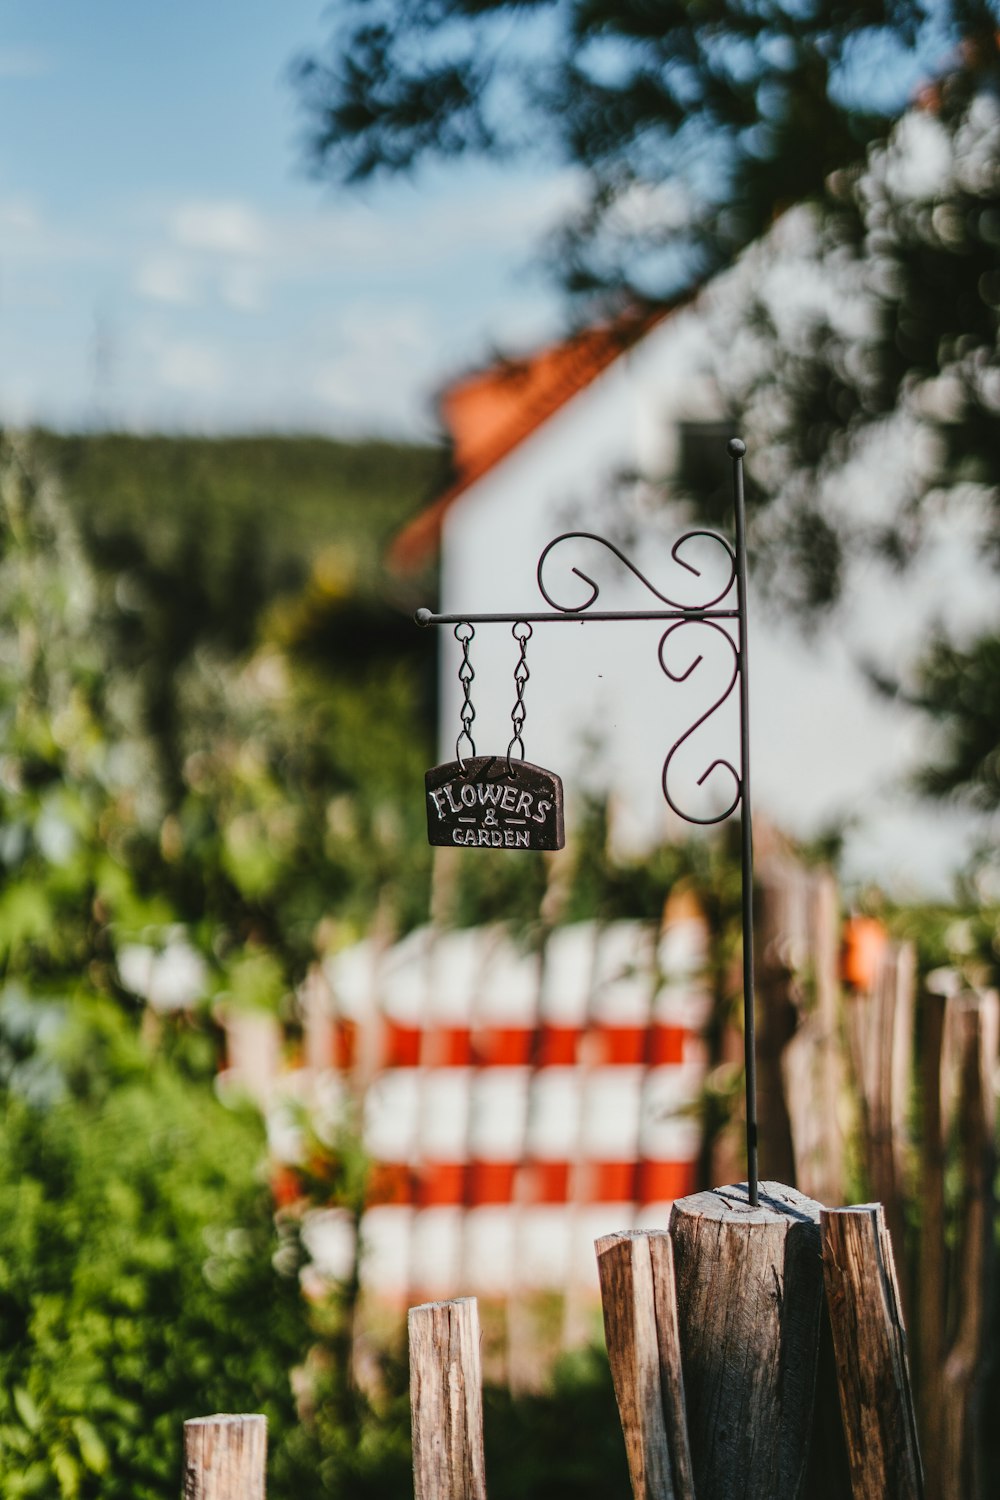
(536, 1024, 579, 1066)
(467, 1160, 517, 1206)
(423, 1027, 473, 1067)
(647, 1023, 687, 1065)
(475, 1026, 534, 1066)
(524, 1159, 570, 1204)
(636, 1158, 698, 1204)
(581, 1160, 637, 1203)
(417, 1162, 467, 1207)
(367, 1163, 414, 1207)
(383, 1020, 421, 1068)
(596, 1025, 647, 1065)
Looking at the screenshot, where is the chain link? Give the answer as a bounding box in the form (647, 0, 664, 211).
(506, 621, 532, 770)
(454, 622, 476, 766)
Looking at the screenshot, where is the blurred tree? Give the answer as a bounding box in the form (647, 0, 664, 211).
(687, 42, 1000, 811)
(0, 432, 165, 1008)
(292, 0, 988, 307)
(0, 435, 326, 1498)
(33, 432, 441, 799)
(0, 430, 435, 1013)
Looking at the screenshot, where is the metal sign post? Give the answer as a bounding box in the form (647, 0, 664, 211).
(416, 438, 759, 1206)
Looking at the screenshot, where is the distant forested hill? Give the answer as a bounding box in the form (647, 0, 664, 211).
(27, 431, 445, 789)
(32, 430, 443, 610)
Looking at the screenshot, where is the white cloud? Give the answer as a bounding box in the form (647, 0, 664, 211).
(4, 168, 574, 434)
(135, 255, 198, 306)
(313, 305, 433, 426)
(219, 264, 265, 312)
(169, 199, 266, 256)
(157, 341, 226, 394)
(0, 198, 40, 234)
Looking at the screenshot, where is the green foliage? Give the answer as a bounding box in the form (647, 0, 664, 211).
(0, 432, 404, 1493)
(559, 795, 742, 926)
(273, 1337, 629, 1500)
(905, 634, 1000, 809)
(445, 847, 551, 932)
(156, 647, 434, 985)
(0, 433, 159, 1005)
(30, 431, 440, 796)
(0, 1037, 310, 1500)
(672, 47, 1000, 816)
(0, 429, 437, 1011)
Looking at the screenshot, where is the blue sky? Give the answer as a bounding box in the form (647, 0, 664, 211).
(0, 1, 575, 437)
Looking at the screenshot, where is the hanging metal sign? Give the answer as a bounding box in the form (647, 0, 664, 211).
(426, 618, 563, 849)
(425, 756, 565, 850)
(415, 440, 763, 1205)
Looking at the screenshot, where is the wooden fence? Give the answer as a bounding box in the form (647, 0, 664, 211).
(409, 1182, 924, 1499)
(201, 850, 996, 1495)
(754, 854, 998, 1500)
(200, 1183, 925, 1498)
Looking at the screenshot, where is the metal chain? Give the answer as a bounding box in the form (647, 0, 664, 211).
(506, 621, 532, 770)
(454, 622, 476, 767)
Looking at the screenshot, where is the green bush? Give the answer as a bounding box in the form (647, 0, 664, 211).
(0, 1037, 310, 1499)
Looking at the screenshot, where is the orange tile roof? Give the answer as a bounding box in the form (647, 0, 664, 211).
(388, 304, 676, 574)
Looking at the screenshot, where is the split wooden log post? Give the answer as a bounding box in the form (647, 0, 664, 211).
(599, 1183, 849, 1500)
(669, 1183, 830, 1500)
(596, 1230, 695, 1500)
(820, 1205, 923, 1500)
(939, 992, 998, 1500)
(917, 988, 948, 1500)
(183, 1415, 267, 1500)
(408, 1297, 487, 1500)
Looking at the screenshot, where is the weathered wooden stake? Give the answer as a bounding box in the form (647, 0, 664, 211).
(596, 1230, 694, 1500)
(917, 988, 947, 1500)
(408, 1296, 487, 1500)
(667, 1182, 826, 1500)
(820, 1204, 923, 1500)
(183, 1415, 267, 1500)
(939, 992, 997, 1500)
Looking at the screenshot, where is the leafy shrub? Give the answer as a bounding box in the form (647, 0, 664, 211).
(0, 1035, 310, 1500)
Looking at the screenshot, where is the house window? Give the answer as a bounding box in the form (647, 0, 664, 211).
(676, 421, 734, 527)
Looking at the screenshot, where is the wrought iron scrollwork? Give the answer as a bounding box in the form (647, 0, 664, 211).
(536, 528, 737, 614)
(534, 527, 743, 825)
(659, 619, 742, 825)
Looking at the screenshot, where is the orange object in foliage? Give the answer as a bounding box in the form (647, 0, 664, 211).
(270, 1165, 303, 1210)
(841, 915, 888, 991)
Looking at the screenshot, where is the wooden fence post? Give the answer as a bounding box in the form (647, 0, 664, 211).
(844, 941, 916, 1314)
(820, 1205, 923, 1500)
(408, 1296, 487, 1500)
(666, 1182, 827, 1499)
(917, 987, 947, 1500)
(939, 992, 998, 1500)
(755, 858, 847, 1207)
(595, 1230, 694, 1500)
(183, 1415, 267, 1500)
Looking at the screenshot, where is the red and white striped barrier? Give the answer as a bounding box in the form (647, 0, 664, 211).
(277, 915, 714, 1299)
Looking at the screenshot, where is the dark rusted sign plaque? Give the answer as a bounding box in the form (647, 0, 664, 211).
(426, 756, 565, 850)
